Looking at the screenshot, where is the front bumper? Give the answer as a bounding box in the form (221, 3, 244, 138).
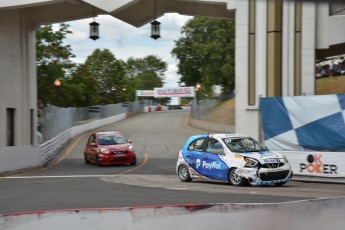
(235, 163, 293, 186)
(98, 154, 136, 165)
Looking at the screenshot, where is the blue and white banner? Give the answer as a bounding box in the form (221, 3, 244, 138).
(260, 94, 345, 152)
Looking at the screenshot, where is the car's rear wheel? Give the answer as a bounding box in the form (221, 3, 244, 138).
(229, 168, 248, 186)
(178, 164, 192, 182)
(84, 153, 90, 164)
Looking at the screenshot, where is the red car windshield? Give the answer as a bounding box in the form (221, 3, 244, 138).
(98, 135, 127, 145)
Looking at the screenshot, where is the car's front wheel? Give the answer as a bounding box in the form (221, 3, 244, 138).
(178, 164, 192, 182)
(274, 181, 287, 186)
(95, 155, 101, 166)
(84, 153, 90, 164)
(130, 158, 137, 166)
(229, 168, 248, 186)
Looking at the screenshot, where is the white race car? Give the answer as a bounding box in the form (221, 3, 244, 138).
(176, 134, 293, 186)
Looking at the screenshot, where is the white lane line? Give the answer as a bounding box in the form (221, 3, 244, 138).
(3, 175, 116, 179)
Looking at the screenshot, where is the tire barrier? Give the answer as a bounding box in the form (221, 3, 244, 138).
(144, 106, 169, 112)
(1, 198, 345, 230)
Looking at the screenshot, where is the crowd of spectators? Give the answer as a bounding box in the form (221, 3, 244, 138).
(316, 57, 345, 78)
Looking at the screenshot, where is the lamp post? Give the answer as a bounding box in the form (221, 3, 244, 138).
(195, 83, 201, 105)
(54, 79, 61, 106)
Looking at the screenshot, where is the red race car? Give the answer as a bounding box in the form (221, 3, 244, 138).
(84, 131, 137, 166)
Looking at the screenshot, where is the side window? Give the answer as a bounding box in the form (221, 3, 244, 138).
(188, 138, 205, 151)
(206, 138, 224, 154)
(88, 135, 96, 144)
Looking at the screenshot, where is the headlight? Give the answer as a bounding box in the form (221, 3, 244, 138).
(283, 154, 289, 163)
(100, 148, 110, 154)
(244, 157, 259, 167)
(128, 145, 134, 151)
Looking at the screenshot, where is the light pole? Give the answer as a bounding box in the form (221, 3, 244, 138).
(195, 83, 201, 105)
(54, 79, 61, 106)
(195, 83, 201, 119)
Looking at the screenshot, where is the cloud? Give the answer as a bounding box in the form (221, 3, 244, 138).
(63, 13, 192, 87)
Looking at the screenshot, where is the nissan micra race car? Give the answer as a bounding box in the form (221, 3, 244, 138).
(176, 134, 293, 186)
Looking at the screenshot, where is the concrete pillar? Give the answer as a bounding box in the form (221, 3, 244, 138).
(0, 9, 38, 147)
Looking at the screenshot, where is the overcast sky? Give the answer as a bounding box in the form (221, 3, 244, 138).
(63, 13, 192, 87)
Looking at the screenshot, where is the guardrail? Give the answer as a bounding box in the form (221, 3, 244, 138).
(0, 112, 131, 175)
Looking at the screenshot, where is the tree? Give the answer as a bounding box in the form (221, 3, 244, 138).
(171, 17, 235, 96)
(36, 23, 75, 106)
(125, 55, 167, 101)
(70, 49, 127, 105)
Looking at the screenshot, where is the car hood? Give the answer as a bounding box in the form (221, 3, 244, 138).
(236, 151, 284, 160)
(101, 144, 129, 151)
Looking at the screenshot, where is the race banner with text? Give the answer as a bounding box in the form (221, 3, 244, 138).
(136, 90, 155, 97)
(278, 151, 345, 177)
(154, 87, 195, 98)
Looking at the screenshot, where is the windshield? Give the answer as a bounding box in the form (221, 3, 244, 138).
(222, 137, 268, 153)
(98, 135, 127, 145)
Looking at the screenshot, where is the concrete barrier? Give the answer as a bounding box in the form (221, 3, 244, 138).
(0, 114, 127, 175)
(1, 198, 345, 230)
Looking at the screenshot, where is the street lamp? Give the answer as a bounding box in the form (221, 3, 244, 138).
(89, 7, 99, 40)
(151, 20, 161, 40)
(54, 79, 61, 106)
(89, 21, 99, 40)
(150, 0, 161, 40)
(195, 83, 201, 105)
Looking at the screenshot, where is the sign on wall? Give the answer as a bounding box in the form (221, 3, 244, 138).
(136, 90, 155, 97)
(279, 151, 345, 177)
(154, 87, 195, 98)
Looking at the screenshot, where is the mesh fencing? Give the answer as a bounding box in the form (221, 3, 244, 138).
(190, 100, 218, 121)
(39, 100, 155, 142)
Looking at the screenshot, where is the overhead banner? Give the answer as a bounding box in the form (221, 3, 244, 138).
(136, 90, 155, 97)
(154, 87, 195, 98)
(260, 94, 345, 151)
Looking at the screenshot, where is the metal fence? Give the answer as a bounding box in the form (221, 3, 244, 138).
(39, 100, 156, 142)
(190, 100, 218, 121)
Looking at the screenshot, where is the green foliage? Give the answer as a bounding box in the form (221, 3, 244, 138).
(36, 25, 168, 107)
(171, 17, 235, 96)
(36, 23, 75, 106)
(125, 55, 167, 101)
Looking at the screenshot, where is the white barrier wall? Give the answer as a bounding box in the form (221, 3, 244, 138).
(0, 114, 127, 174)
(0, 145, 40, 174)
(1, 198, 345, 230)
(70, 114, 126, 138)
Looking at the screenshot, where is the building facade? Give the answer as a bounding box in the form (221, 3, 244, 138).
(0, 0, 344, 149)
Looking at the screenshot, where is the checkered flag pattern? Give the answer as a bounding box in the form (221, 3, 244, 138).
(260, 95, 345, 151)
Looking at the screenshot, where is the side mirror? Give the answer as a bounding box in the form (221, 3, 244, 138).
(90, 142, 97, 146)
(127, 139, 132, 144)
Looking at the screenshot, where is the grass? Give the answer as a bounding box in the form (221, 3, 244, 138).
(316, 76, 345, 95)
(202, 98, 235, 125)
